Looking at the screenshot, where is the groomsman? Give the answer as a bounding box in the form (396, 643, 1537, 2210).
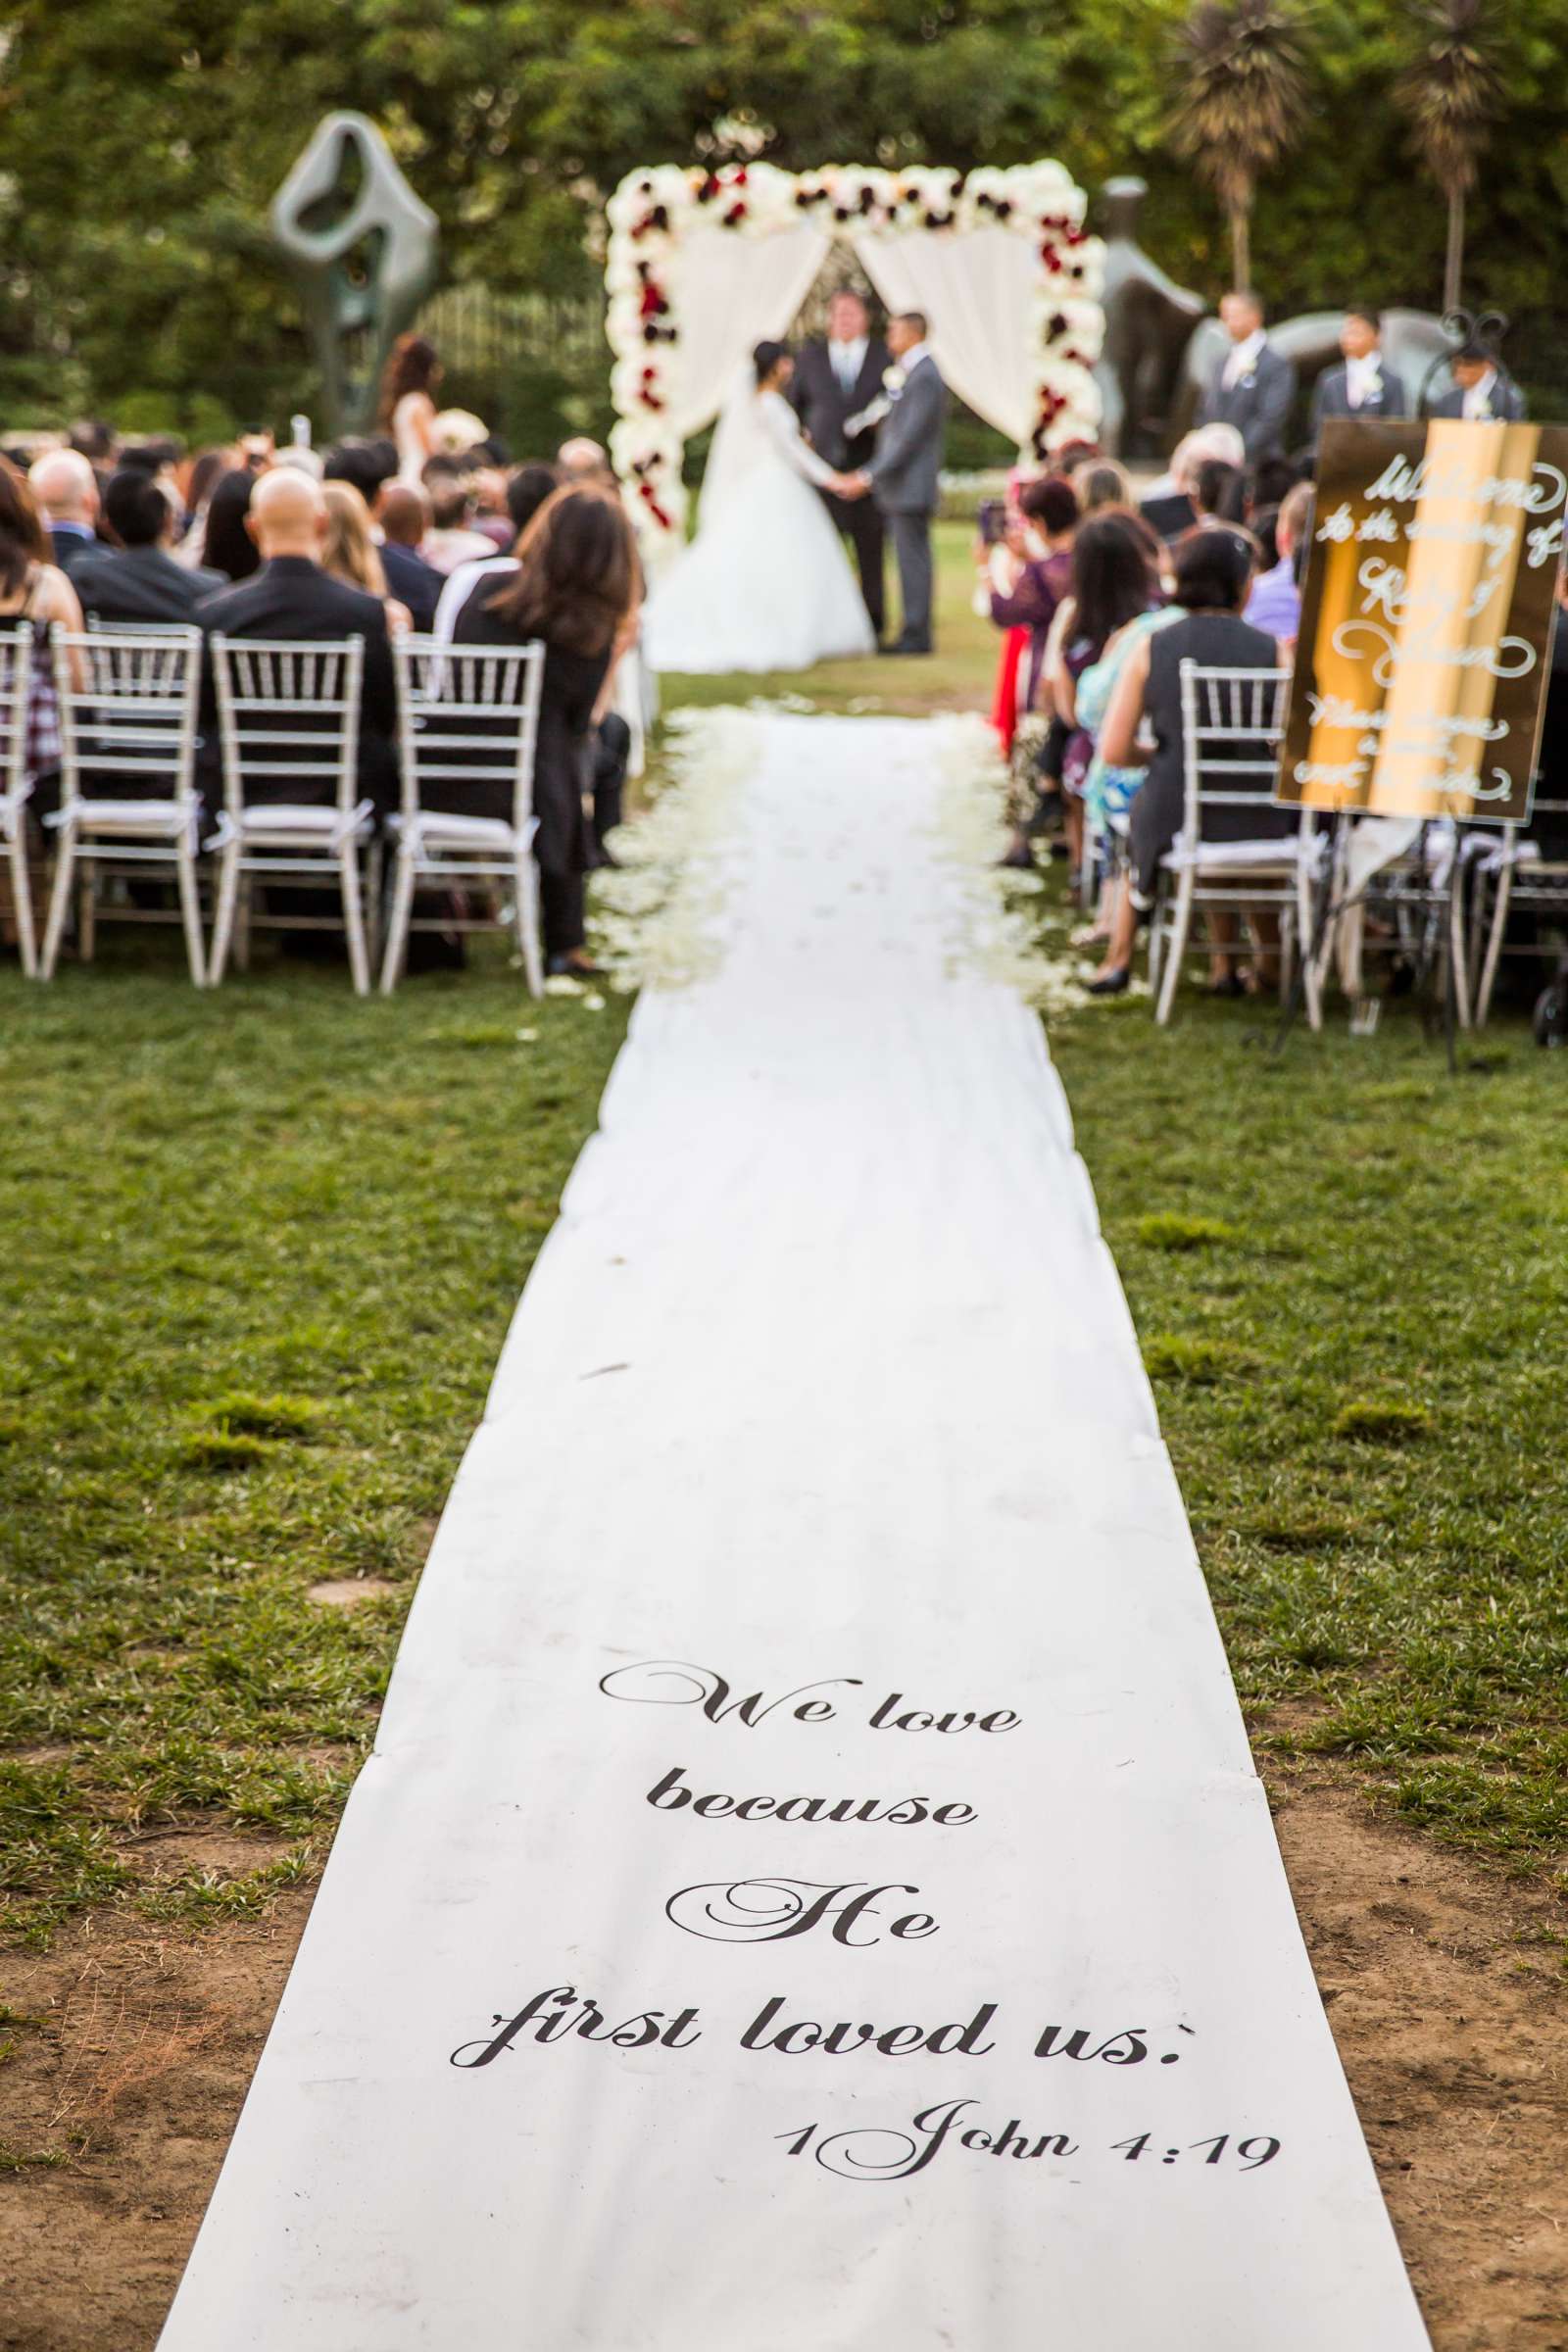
(1427, 329, 1528, 422)
(1310, 306, 1409, 439)
(789, 289, 890, 639)
(1198, 289, 1296, 463)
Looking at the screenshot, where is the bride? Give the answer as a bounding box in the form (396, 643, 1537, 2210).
(642, 341, 877, 674)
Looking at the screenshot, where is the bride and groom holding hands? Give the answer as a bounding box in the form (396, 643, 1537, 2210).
(643, 292, 948, 675)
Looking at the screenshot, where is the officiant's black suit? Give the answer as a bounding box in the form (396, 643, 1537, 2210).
(790, 338, 890, 638)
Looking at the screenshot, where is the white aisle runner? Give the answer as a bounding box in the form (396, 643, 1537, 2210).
(162, 715, 1428, 2349)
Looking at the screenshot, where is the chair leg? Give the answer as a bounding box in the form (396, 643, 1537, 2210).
(1155, 872, 1193, 1025)
(379, 850, 417, 995)
(364, 837, 384, 970)
(175, 842, 207, 986)
(233, 871, 253, 972)
(209, 846, 241, 984)
(516, 855, 544, 1000)
(340, 845, 370, 997)
(77, 865, 97, 963)
(8, 819, 37, 978)
(40, 830, 76, 979)
(1447, 869, 1472, 1032)
(1475, 860, 1511, 1029)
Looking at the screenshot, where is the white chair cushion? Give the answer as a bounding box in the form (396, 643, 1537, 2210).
(390, 810, 532, 854)
(66, 797, 192, 838)
(1162, 834, 1310, 874)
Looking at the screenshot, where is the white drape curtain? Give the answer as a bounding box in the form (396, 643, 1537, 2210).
(854, 226, 1040, 447)
(666, 222, 833, 439)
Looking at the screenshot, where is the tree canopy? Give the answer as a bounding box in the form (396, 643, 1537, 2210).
(2, 0, 1566, 436)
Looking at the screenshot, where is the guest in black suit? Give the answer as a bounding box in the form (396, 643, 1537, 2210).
(1309, 307, 1409, 442)
(374, 484, 444, 631)
(195, 468, 398, 812)
(1198, 291, 1297, 463)
(1426, 331, 1528, 422)
(449, 484, 640, 975)
(72, 468, 225, 624)
(27, 449, 101, 575)
(788, 289, 890, 639)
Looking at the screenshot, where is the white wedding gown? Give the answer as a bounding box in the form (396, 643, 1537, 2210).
(642, 381, 876, 674)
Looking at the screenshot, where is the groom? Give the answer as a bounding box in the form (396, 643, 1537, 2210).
(847, 312, 948, 657)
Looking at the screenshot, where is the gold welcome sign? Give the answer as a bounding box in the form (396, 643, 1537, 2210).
(1278, 418, 1568, 824)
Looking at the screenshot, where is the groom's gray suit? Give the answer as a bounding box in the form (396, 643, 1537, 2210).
(864, 351, 948, 652)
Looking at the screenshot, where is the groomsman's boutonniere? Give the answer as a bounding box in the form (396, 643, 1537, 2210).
(883, 364, 907, 397)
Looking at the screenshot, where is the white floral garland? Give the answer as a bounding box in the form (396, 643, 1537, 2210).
(605, 160, 1104, 557)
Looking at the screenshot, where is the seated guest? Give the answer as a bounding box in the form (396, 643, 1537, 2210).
(1245, 480, 1312, 640)
(0, 460, 85, 825)
(321, 480, 412, 634)
(71, 467, 225, 623)
(1139, 424, 1245, 545)
(375, 484, 444, 631)
(1428, 330, 1528, 422)
(196, 468, 397, 811)
(988, 476, 1079, 712)
(1193, 458, 1247, 524)
(1047, 511, 1166, 921)
(557, 437, 613, 487)
(449, 484, 640, 976)
(1247, 454, 1299, 514)
(431, 463, 562, 642)
(467, 466, 515, 553)
(1312, 307, 1410, 439)
(202, 467, 262, 582)
(1198, 289, 1297, 462)
(1075, 460, 1134, 514)
(419, 457, 495, 573)
(27, 450, 101, 574)
(323, 437, 399, 509)
(1090, 526, 1295, 993)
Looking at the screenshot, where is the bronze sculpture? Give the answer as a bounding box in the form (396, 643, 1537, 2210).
(270, 113, 439, 436)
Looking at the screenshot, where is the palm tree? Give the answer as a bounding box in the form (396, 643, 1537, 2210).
(1395, 0, 1503, 313)
(1168, 1, 1310, 291)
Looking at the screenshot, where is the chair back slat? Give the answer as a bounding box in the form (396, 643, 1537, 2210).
(51, 626, 202, 808)
(1178, 661, 1293, 835)
(393, 635, 545, 833)
(0, 622, 33, 803)
(210, 634, 366, 816)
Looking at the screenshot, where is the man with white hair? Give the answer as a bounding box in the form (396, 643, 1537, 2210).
(1139, 423, 1247, 545)
(557, 436, 612, 484)
(195, 467, 397, 810)
(28, 448, 101, 575)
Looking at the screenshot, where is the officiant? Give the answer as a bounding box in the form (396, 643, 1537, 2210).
(789, 288, 889, 640)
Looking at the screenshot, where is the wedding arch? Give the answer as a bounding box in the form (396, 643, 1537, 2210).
(605, 160, 1104, 559)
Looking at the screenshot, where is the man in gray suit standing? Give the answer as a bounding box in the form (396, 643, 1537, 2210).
(1310, 306, 1410, 443)
(1426, 327, 1528, 421)
(848, 311, 948, 656)
(1198, 289, 1296, 463)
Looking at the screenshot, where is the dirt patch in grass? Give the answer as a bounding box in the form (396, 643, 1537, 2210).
(0, 1783, 1562, 2351)
(1270, 1774, 1568, 2352)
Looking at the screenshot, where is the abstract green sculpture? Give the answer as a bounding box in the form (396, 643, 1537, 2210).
(270, 113, 439, 436)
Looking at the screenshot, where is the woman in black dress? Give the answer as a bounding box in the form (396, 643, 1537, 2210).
(450, 484, 639, 975)
(1091, 525, 1292, 994)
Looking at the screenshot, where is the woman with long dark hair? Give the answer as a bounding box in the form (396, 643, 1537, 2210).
(379, 333, 443, 486)
(201, 467, 261, 582)
(450, 483, 640, 975)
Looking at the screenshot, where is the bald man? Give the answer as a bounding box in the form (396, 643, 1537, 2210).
(557, 436, 612, 484)
(29, 448, 101, 575)
(196, 466, 398, 812)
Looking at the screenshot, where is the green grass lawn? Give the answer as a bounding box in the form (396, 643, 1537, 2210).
(1, 524, 1565, 1960)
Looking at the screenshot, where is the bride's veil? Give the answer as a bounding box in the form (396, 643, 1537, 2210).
(698, 358, 769, 531)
